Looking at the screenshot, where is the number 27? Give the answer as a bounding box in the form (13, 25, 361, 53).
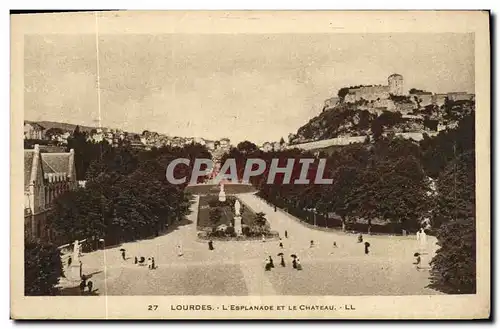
(148, 305, 158, 311)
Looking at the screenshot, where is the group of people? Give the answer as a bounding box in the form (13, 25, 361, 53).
(134, 256, 157, 269)
(264, 254, 302, 271)
(79, 277, 94, 295)
(358, 234, 371, 255)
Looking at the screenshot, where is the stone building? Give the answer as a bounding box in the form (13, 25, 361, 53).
(343, 74, 405, 103)
(344, 85, 389, 103)
(24, 122, 46, 140)
(24, 144, 77, 243)
(432, 94, 448, 107)
(410, 90, 434, 107)
(388, 73, 404, 95)
(447, 92, 475, 102)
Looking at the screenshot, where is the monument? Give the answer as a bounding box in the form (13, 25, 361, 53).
(419, 228, 427, 251)
(67, 240, 82, 281)
(218, 183, 226, 202)
(234, 199, 242, 236)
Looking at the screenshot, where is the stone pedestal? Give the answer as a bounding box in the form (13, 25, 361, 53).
(234, 216, 242, 235)
(67, 262, 82, 281)
(219, 191, 226, 202)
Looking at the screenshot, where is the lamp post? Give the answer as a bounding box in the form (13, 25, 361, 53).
(99, 238, 108, 296)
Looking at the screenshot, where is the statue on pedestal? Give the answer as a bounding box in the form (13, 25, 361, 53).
(67, 240, 83, 281)
(234, 200, 241, 216)
(218, 183, 226, 202)
(419, 228, 427, 251)
(234, 199, 242, 236)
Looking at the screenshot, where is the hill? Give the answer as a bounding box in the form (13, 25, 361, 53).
(288, 98, 474, 145)
(25, 120, 97, 133)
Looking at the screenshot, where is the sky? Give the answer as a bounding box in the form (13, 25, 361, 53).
(24, 33, 474, 144)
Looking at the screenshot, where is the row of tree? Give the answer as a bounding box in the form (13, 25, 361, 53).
(50, 140, 212, 246)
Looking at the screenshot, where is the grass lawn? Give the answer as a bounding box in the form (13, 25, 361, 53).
(197, 195, 258, 229)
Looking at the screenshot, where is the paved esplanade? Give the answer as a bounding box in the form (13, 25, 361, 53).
(74, 193, 440, 296)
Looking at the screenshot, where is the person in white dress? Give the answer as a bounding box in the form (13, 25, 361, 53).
(177, 244, 183, 257)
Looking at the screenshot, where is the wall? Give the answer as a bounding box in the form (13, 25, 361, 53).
(345, 85, 390, 103)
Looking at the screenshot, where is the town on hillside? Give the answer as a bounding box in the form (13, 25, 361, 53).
(25, 73, 475, 157)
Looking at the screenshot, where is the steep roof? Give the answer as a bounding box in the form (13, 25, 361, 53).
(388, 73, 403, 79)
(40, 153, 72, 176)
(24, 150, 34, 190)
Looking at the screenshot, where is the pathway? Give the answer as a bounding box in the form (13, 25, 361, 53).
(63, 193, 440, 296)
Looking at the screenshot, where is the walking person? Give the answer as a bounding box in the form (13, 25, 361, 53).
(134, 256, 138, 264)
(121, 249, 126, 260)
(79, 278, 87, 295)
(310, 240, 314, 248)
(265, 258, 272, 271)
(296, 258, 303, 271)
(151, 257, 156, 270)
(291, 255, 298, 269)
(177, 244, 183, 257)
(364, 242, 370, 255)
(284, 230, 288, 238)
(262, 234, 266, 243)
(330, 241, 338, 254)
(279, 238, 283, 249)
(414, 253, 421, 271)
(358, 233, 363, 243)
(278, 253, 285, 267)
(87, 280, 93, 293)
(269, 256, 274, 268)
(147, 257, 152, 269)
(208, 240, 214, 250)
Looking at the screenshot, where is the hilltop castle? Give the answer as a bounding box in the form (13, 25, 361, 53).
(344, 73, 404, 103)
(323, 73, 475, 114)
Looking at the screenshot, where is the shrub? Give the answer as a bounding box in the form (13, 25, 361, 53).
(241, 226, 251, 236)
(25, 242, 63, 296)
(225, 226, 235, 236)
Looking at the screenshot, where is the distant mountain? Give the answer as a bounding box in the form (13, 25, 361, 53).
(25, 120, 97, 133)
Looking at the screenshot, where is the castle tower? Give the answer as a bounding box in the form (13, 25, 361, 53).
(388, 73, 404, 95)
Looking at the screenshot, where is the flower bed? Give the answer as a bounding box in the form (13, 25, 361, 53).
(197, 230, 280, 241)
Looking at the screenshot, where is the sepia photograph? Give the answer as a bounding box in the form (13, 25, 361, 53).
(10, 11, 490, 319)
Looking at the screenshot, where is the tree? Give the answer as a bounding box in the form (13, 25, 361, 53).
(25, 242, 63, 296)
(45, 127, 64, 139)
(327, 166, 362, 231)
(337, 87, 350, 101)
(433, 151, 475, 228)
(409, 88, 429, 94)
(429, 218, 475, 294)
(429, 151, 475, 294)
(49, 189, 108, 243)
(420, 113, 475, 179)
(50, 143, 194, 247)
(254, 212, 267, 226)
(236, 141, 259, 155)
